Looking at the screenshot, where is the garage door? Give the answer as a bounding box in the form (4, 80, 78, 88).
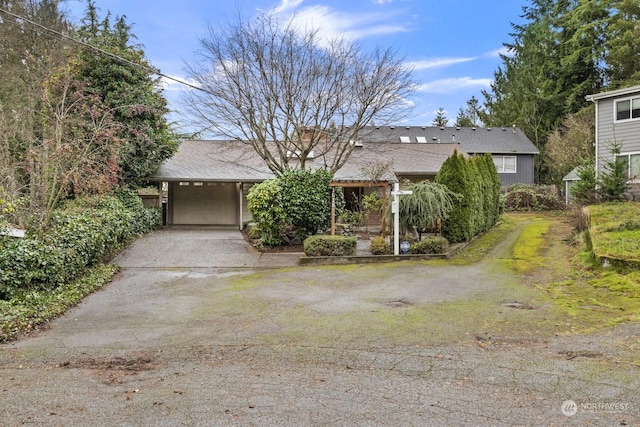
(172, 182, 237, 225)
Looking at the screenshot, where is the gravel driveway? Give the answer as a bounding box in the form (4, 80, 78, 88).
(1, 221, 639, 426)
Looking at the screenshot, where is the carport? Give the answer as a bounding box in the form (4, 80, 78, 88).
(149, 140, 274, 228)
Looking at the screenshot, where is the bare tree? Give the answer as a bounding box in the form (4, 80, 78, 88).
(183, 13, 414, 175)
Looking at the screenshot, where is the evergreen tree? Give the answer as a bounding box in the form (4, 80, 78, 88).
(570, 162, 597, 205)
(598, 142, 630, 201)
(432, 108, 449, 127)
(434, 151, 472, 243)
(75, 1, 178, 187)
(454, 96, 482, 127)
(606, 0, 640, 87)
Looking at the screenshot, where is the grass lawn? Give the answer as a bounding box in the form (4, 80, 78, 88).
(588, 202, 640, 263)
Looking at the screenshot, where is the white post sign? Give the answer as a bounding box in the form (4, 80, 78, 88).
(391, 182, 412, 255)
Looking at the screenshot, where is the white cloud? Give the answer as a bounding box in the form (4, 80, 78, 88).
(161, 75, 200, 92)
(406, 57, 477, 71)
(415, 77, 492, 94)
(485, 46, 513, 58)
(272, 0, 304, 14)
(274, 3, 408, 43)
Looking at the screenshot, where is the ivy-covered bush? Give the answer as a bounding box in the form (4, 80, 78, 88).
(247, 179, 287, 246)
(280, 169, 341, 238)
(503, 184, 564, 211)
(0, 191, 159, 299)
(303, 235, 356, 257)
(247, 169, 345, 247)
(369, 236, 391, 255)
(408, 236, 449, 254)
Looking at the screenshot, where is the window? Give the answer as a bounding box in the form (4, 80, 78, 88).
(615, 97, 640, 121)
(399, 136, 411, 143)
(492, 156, 517, 173)
(617, 153, 640, 181)
(416, 136, 427, 143)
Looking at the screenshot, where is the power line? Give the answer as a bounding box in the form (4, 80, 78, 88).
(0, 6, 207, 94)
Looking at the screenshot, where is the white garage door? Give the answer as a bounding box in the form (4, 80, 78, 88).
(173, 182, 237, 225)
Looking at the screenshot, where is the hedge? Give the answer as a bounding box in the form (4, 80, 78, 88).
(0, 190, 160, 299)
(303, 235, 357, 257)
(435, 152, 501, 243)
(408, 236, 449, 254)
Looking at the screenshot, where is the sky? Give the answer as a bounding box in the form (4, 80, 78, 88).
(64, 0, 529, 133)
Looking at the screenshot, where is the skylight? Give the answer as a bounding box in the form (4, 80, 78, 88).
(416, 136, 427, 143)
(400, 136, 411, 143)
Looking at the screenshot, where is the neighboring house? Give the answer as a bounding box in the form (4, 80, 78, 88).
(149, 139, 463, 227)
(586, 85, 640, 200)
(359, 126, 539, 186)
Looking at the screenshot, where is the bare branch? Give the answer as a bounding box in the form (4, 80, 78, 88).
(182, 13, 414, 175)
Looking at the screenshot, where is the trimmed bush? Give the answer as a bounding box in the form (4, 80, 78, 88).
(408, 236, 449, 254)
(303, 235, 356, 257)
(369, 236, 391, 255)
(503, 184, 564, 211)
(0, 191, 159, 299)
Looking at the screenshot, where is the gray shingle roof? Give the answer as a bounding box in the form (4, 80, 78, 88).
(150, 139, 465, 183)
(358, 125, 539, 154)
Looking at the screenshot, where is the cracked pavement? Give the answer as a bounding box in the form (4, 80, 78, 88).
(1, 221, 639, 426)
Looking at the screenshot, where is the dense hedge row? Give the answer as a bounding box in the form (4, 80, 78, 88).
(502, 184, 564, 211)
(434, 152, 502, 243)
(0, 191, 160, 299)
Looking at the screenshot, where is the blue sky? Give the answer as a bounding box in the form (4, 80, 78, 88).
(65, 0, 528, 131)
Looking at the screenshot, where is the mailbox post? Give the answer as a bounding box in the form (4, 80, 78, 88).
(391, 182, 412, 255)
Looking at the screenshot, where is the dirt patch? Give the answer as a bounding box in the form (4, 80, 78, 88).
(59, 351, 158, 371)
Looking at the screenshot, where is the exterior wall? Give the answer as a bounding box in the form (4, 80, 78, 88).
(493, 154, 535, 186)
(596, 96, 640, 177)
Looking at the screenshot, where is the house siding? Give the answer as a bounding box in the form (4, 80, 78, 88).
(495, 154, 535, 186)
(596, 94, 640, 177)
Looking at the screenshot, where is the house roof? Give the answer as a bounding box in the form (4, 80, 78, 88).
(585, 85, 640, 101)
(563, 167, 581, 182)
(357, 125, 539, 155)
(150, 139, 465, 183)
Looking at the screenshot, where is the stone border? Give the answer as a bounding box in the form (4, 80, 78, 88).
(299, 243, 467, 266)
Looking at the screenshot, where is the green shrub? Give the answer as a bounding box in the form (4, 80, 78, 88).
(503, 184, 564, 211)
(280, 169, 343, 238)
(409, 236, 449, 254)
(303, 235, 356, 257)
(247, 179, 287, 246)
(369, 236, 390, 255)
(0, 191, 159, 300)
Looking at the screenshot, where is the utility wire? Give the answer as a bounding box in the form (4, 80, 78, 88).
(0, 6, 207, 94)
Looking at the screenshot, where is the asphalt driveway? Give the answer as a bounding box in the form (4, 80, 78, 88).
(112, 227, 301, 269)
(1, 221, 639, 426)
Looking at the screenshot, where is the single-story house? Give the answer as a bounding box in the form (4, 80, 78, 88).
(149, 139, 464, 227)
(358, 125, 539, 186)
(585, 85, 640, 200)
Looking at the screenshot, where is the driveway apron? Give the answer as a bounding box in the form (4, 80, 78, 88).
(112, 227, 300, 269)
